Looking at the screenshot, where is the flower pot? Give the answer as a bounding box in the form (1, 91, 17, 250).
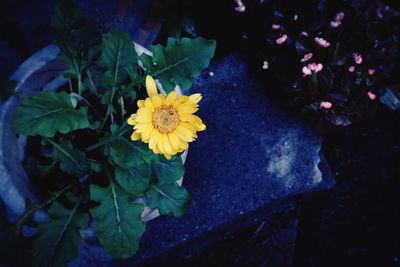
(0, 43, 186, 224)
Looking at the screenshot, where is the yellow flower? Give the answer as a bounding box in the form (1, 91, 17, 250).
(127, 75, 206, 159)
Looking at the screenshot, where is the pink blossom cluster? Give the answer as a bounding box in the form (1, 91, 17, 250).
(320, 101, 333, 109)
(302, 62, 323, 76)
(315, 37, 331, 48)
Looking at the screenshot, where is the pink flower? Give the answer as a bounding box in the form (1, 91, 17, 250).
(308, 63, 317, 71)
(315, 37, 331, 48)
(330, 20, 342, 28)
(276, 34, 288, 45)
(302, 62, 323, 76)
(353, 53, 363, 64)
(368, 68, 376, 75)
(234, 0, 246, 12)
(320, 101, 333, 109)
(235, 5, 246, 12)
(300, 31, 309, 37)
(367, 91, 376, 100)
(315, 63, 323, 72)
(302, 66, 312, 76)
(335, 12, 345, 21)
(308, 63, 323, 72)
(330, 11, 345, 27)
(348, 66, 355, 73)
(272, 24, 281, 30)
(301, 53, 313, 62)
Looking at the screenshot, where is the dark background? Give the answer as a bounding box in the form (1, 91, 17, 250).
(1, 0, 400, 266)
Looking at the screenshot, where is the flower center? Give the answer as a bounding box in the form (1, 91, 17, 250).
(152, 105, 179, 133)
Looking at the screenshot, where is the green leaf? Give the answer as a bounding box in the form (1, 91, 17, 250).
(147, 183, 191, 216)
(379, 89, 400, 110)
(51, 0, 84, 31)
(140, 37, 216, 92)
(32, 199, 88, 267)
(152, 155, 184, 184)
(90, 182, 146, 258)
(107, 138, 157, 168)
(49, 139, 90, 176)
(11, 91, 90, 137)
(115, 165, 151, 196)
(98, 31, 138, 87)
(90, 161, 103, 173)
(51, 0, 101, 93)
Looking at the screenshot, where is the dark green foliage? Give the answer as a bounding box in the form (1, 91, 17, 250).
(9, 0, 215, 264)
(11, 91, 90, 137)
(32, 200, 88, 267)
(141, 37, 216, 92)
(147, 183, 191, 216)
(90, 182, 146, 258)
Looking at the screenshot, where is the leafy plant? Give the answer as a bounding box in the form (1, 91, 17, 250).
(9, 0, 216, 265)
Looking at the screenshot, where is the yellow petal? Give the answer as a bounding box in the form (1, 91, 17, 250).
(175, 125, 194, 142)
(149, 130, 160, 149)
(146, 75, 158, 97)
(127, 115, 137, 125)
(189, 93, 202, 104)
(142, 127, 153, 142)
(196, 123, 206, 131)
(165, 91, 177, 105)
(144, 98, 155, 110)
(179, 113, 195, 123)
(193, 115, 206, 131)
(162, 134, 174, 155)
(177, 104, 197, 114)
(156, 137, 165, 154)
(181, 141, 189, 150)
(130, 132, 141, 141)
(151, 94, 163, 107)
(137, 100, 145, 108)
(153, 144, 161, 154)
(168, 133, 183, 151)
(172, 96, 189, 107)
(183, 123, 198, 138)
(137, 107, 151, 116)
(135, 114, 152, 123)
(134, 123, 152, 133)
(164, 153, 172, 160)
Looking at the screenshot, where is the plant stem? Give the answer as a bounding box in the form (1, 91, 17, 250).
(86, 69, 99, 98)
(69, 93, 94, 108)
(77, 77, 83, 96)
(119, 96, 125, 122)
(85, 124, 131, 152)
(68, 79, 73, 93)
(16, 184, 73, 237)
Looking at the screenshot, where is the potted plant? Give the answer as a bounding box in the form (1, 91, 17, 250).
(0, 0, 216, 266)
